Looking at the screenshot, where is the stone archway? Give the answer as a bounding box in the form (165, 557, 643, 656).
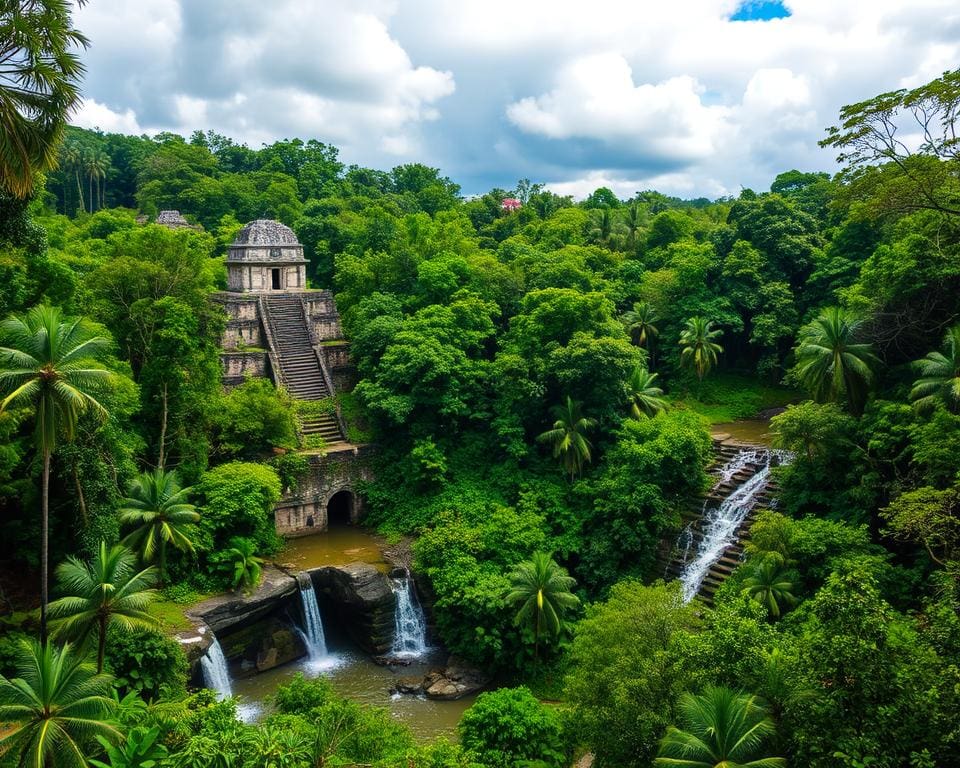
(326, 489, 355, 526)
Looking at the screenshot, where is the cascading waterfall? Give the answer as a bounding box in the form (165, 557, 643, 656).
(297, 574, 328, 661)
(389, 570, 428, 659)
(678, 449, 792, 603)
(200, 638, 233, 699)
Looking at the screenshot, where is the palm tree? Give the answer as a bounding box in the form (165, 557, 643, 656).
(82, 150, 108, 212)
(48, 541, 158, 672)
(0, 639, 120, 767)
(536, 396, 597, 481)
(83, 148, 97, 213)
(0, 1, 89, 198)
(94, 150, 110, 209)
(910, 324, 960, 413)
(626, 365, 668, 419)
(621, 202, 643, 252)
(679, 317, 723, 383)
(589, 207, 619, 247)
(621, 301, 659, 350)
(224, 538, 263, 593)
(741, 558, 797, 619)
(655, 686, 786, 768)
(0, 305, 115, 644)
(62, 141, 85, 213)
(119, 468, 200, 586)
(793, 306, 879, 415)
(506, 552, 580, 663)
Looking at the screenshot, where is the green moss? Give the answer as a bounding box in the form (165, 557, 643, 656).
(669, 373, 799, 423)
(301, 434, 327, 451)
(338, 391, 374, 443)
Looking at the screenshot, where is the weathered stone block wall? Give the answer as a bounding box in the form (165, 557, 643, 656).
(321, 344, 351, 369)
(304, 292, 345, 342)
(213, 294, 266, 351)
(222, 321, 264, 349)
(321, 343, 357, 392)
(221, 352, 269, 387)
(219, 296, 260, 321)
(228, 263, 306, 292)
(275, 446, 374, 536)
(303, 291, 337, 316)
(310, 314, 343, 341)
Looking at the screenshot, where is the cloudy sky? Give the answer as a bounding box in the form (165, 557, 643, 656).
(72, 0, 960, 199)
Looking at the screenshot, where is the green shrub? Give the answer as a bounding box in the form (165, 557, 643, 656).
(272, 452, 309, 491)
(459, 687, 569, 768)
(105, 627, 188, 701)
(211, 377, 297, 459)
(272, 675, 414, 764)
(195, 461, 282, 557)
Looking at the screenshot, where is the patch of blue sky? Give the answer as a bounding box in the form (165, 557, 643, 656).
(730, 1, 791, 22)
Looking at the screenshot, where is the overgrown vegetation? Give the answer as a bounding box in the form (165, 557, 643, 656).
(0, 13, 958, 762)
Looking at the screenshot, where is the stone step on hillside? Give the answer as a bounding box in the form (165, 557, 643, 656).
(263, 294, 347, 446)
(300, 414, 342, 438)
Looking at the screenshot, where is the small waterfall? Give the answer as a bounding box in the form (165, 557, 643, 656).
(297, 574, 328, 661)
(200, 638, 232, 699)
(714, 449, 764, 487)
(390, 570, 428, 659)
(679, 449, 792, 603)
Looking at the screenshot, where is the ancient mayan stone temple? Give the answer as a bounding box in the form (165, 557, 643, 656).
(212, 219, 371, 535)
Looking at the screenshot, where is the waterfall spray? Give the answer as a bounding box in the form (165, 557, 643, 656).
(390, 570, 428, 659)
(200, 637, 233, 699)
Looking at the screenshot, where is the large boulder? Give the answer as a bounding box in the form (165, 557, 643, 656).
(223, 619, 306, 676)
(423, 656, 489, 700)
(186, 566, 298, 634)
(310, 562, 396, 655)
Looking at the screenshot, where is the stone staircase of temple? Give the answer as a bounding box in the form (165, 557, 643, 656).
(262, 294, 346, 448)
(664, 440, 782, 604)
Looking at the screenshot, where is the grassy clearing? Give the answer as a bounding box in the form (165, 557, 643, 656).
(148, 587, 217, 632)
(669, 372, 800, 423)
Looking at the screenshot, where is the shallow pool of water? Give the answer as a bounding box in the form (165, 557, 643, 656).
(231, 646, 475, 742)
(276, 527, 390, 571)
(236, 528, 473, 741)
(712, 419, 773, 445)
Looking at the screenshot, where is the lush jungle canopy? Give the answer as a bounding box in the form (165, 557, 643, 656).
(0, 5, 958, 762)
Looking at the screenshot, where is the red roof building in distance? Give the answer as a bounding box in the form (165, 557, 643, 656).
(501, 197, 522, 211)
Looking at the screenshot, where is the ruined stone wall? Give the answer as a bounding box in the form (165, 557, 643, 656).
(214, 294, 264, 349)
(221, 352, 270, 387)
(321, 343, 357, 392)
(304, 291, 344, 341)
(274, 445, 374, 536)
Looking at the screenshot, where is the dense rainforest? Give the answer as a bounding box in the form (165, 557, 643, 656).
(0, 5, 959, 764)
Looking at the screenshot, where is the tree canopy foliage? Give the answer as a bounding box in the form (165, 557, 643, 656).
(1, 54, 960, 768)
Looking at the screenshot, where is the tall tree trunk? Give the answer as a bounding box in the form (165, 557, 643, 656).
(40, 449, 50, 647)
(75, 170, 84, 215)
(88, 174, 92, 214)
(97, 614, 107, 673)
(73, 463, 88, 524)
(158, 382, 168, 471)
(159, 536, 167, 588)
(534, 607, 541, 667)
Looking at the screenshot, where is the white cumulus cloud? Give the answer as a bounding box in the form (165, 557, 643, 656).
(70, 0, 960, 196)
